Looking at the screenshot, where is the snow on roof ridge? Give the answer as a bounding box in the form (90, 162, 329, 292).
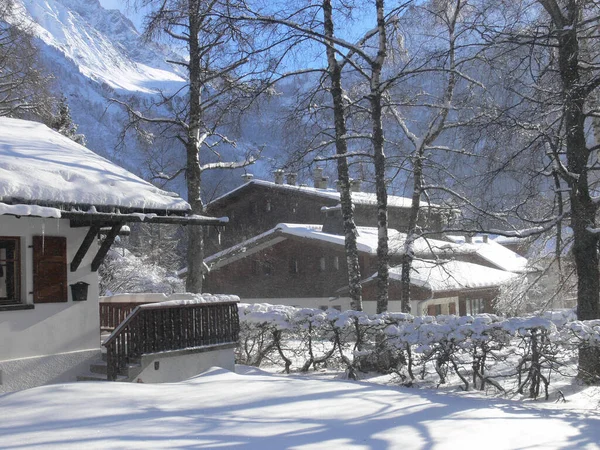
(0, 118, 190, 212)
(203, 223, 465, 273)
(208, 178, 435, 208)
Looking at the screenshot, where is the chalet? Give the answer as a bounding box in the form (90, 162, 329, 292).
(201, 221, 524, 314)
(359, 260, 518, 316)
(0, 118, 230, 393)
(205, 170, 454, 255)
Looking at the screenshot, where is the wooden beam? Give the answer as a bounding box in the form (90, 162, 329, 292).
(71, 224, 101, 272)
(91, 224, 122, 272)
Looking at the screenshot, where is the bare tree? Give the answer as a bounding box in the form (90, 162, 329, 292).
(468, 0, 600, 379)
(117, 0, 268, 292)
(240, 0, 411, 312)
(382, 0, 469, 313)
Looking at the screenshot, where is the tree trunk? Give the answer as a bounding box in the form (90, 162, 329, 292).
(185, 0, 205, 294)
(323, 0, 362, 311)
(372, 0, 389, 314)
(542, 0, 600, 379)
(400, 151, 423, 314)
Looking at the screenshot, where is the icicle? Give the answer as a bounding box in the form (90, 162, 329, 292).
(41, 220, 45, 253)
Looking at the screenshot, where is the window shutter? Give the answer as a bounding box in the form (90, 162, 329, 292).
(33, 236, 67, 303)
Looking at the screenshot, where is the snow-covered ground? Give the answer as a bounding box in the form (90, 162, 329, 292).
(1, 367, 599, 449)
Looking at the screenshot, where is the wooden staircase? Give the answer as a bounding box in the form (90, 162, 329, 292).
(77, 351, 134, 382)
(78, 299, 240, 383)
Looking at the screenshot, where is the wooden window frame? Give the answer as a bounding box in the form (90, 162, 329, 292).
(0, 237, 21, 306)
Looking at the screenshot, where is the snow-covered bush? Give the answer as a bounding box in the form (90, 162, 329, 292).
(99, 248, 184, 295)
(238, 303, 600, 398)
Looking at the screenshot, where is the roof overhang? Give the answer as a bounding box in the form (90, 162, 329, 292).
(62, 210, 228, 228)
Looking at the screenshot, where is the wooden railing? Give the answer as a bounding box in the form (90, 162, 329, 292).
(103, 301, 240, 381)
(100, 302, 138, 331)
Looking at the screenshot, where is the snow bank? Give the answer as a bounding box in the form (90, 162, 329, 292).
(1, 367, 599, 449)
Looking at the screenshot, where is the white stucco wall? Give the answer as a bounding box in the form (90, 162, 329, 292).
(0, 216, 101, 390)
(131, 345, 236, 384)
(0, 349, 101, 394)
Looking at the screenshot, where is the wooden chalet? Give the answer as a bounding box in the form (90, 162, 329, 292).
(204, 170, 453, 255)
(359, 260, 517, 316)
(199, 218, 523, 314)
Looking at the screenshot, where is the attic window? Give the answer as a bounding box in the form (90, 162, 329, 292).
(289, 257, 299, 274)
(0, 237, 21, 306)
(333, 256, 340, 271)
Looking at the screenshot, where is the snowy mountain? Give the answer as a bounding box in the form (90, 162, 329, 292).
(14, 0, 185, 94)
(5, 0, 187, 180)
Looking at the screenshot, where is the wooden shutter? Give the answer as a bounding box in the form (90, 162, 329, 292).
(427, 304, 436, 316)
(33, 236, 67, 303)
(449, 302, 456, 315)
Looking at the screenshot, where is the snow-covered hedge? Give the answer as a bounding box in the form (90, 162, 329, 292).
(237, 303, 600, 398)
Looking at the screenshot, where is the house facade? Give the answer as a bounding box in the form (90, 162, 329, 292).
(0, 118, 226, 393)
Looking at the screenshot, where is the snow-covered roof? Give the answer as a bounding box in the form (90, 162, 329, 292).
(203, 223, 462, 270)
(388, 259, 518, 292)
(209, 179, 439, 209)
(0, 118, 190, 212)
(444, 235, 529, 273)
(279, 224, 459, 255)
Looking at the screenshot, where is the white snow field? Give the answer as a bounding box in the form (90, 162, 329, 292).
(1, 367, 599, 449)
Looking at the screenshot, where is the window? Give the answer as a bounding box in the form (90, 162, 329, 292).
(265, 199, 272, 212)
(263, 261, 274, 276)
(466, 298, 485, 315)
(289, 257, 299, 274)
(333, 256, 340, 271)
(0, 237, 20, 305)
(33, 236, 67, 303)
(319, 257, 326, 272)
(427, 304, 442, 316)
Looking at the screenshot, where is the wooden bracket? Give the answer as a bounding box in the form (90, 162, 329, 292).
(91, 224, 123, 272)
(71, 224, 101, 272)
